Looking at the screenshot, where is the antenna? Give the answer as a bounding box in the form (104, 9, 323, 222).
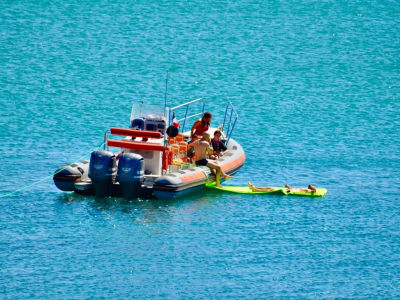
(163, 71, 169, 117)
(162, 71, 170, 155)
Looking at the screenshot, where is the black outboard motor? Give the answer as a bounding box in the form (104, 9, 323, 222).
(117, 153, 144, 199)
(89, 150, 116, 197)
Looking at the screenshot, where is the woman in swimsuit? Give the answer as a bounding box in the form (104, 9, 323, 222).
(191, 112, 212, 138)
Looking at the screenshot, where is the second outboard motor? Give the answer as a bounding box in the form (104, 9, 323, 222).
(117, 153, 144, 199)
(89, 150, 116, 197)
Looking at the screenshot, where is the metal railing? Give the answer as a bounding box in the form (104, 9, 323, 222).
(170, 98, 205, 133)
(221, 101, 238, 145)
(104, 129, 110, 151)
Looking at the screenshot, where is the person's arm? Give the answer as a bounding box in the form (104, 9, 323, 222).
(191, 120, 201, 137)
(188, 143, 195, 152)
(206, 145, 214, 156)
(211, 140, 220, 156)
(220, 141, 228, 156)
(220, 141, 227, 151)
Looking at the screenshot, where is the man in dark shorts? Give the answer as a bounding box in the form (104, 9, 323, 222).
(188, 132, 232, 187)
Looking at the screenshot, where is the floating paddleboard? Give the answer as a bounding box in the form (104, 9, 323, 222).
(206, 182, 327, 197)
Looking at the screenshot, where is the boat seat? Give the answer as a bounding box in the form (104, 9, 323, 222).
(178, 142, 187, 154)
(175, 134, 184, 143)
(130, 118, 145, 130)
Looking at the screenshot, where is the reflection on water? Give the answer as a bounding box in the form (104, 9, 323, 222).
(56, 189, 226, 230)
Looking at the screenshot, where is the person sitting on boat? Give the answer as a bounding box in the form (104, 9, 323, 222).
(189, 132, 232, 187)
(211, 130, 228, 158)
(191, 112, 212, 138)
(188, 134, 199, 145)
(187, 134, 199, 161)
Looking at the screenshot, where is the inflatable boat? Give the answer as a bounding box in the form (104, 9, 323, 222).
(53, 99, 245, 200)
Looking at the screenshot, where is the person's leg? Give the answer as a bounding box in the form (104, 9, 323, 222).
(215, 167, 221, 187)
(217, 167, 232, 180)
(257, 187, 275, 191)
(248, 182, 275, 192)
(218, 164, 232, 179)
(207, 160, 232, 180)
(207, 161, 223, 187)
(247, 181, 256, 192)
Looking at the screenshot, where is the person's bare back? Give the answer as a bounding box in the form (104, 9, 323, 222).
(193, 140, 213, 162)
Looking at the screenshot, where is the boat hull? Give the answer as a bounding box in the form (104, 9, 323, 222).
(53, 136, 245, 200)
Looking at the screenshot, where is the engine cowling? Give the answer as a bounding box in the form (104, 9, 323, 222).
(89, 150, 116, 197)
(117, 153, 144, 199)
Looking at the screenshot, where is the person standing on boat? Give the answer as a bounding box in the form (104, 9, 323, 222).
(188, 132, 232, 187)
(191, 112, 212, 138)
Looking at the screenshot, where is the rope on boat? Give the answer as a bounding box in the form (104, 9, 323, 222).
(0, 141, 105, 199)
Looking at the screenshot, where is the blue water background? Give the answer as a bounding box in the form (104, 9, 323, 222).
(1, 0, 399, 298)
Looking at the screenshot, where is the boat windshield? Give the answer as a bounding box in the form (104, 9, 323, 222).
(130, 103, 169, 122)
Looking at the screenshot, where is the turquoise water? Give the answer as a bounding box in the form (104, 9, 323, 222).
(1, 0, 399, 298)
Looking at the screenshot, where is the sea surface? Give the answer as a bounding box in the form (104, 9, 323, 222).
(1, 0, 399, 298)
